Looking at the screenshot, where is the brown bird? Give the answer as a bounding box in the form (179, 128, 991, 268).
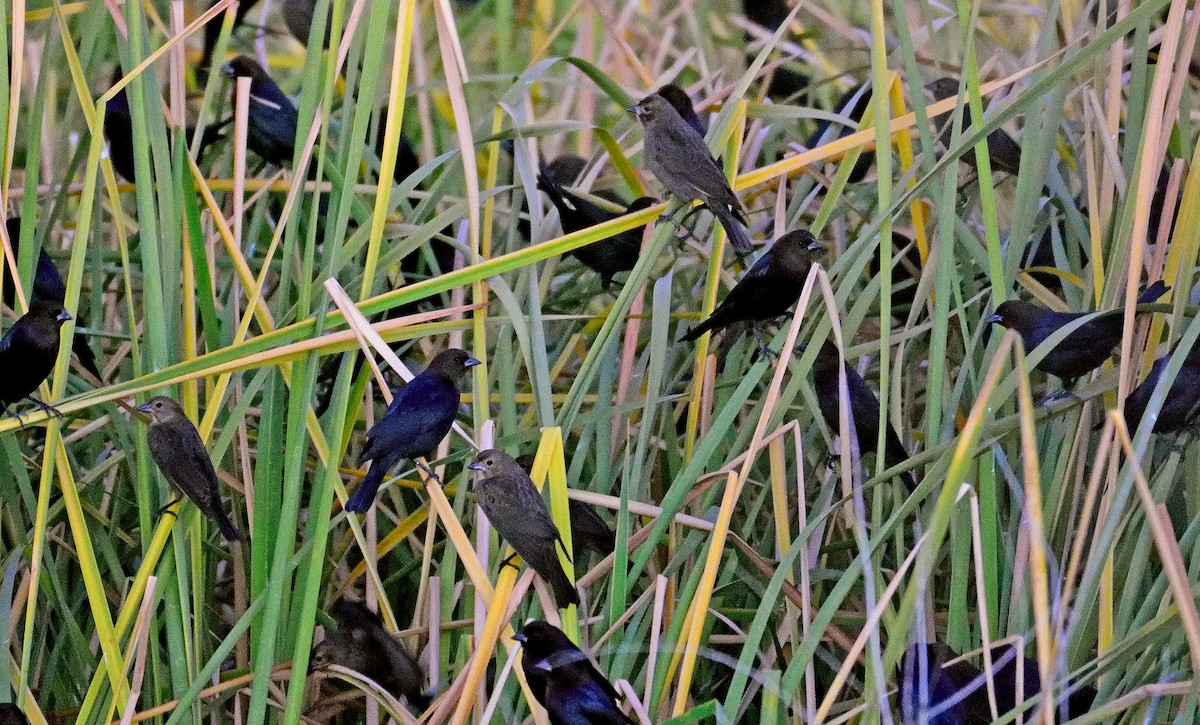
(309, 599, 428, 709)
(631, 94, 751, 253)
(1124, 339, 1200, 435)
(469, 450, 579, 608)
(683, 229, 823, 343)
(987, 280, 1169, 390)
(138, 396, 242, 541)
(0, 299, 72, 420)
(927, 77, 1022, 177)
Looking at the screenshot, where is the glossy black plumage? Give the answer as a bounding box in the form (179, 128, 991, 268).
(537, 163, 655, 290)
(987, 280, 1169, 388)
(309, 599, 428, 709)
(222, 56, 298, 167)
(138, 396, 242, 541)
(683, 229, 822, 342)
(927, 77, 1022, 177)
(811, 342, 915, 490)
(515, 621, 633, 725)
(632, 94, 751, 253)
(0, 704, 29, 725)
(469, 450, 579, 608)
(656, 83, 706, 136)
(103, 87, 137, 182)
(807, 82, 873, 183)
(347, 349, 479, 512)
(1124, 339, 1200, 434)
(200, 0, 262, 71)
(0, 300, 72, 418)
(869, 233, 922, 319)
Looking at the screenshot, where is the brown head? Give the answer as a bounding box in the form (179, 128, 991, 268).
(0, 704, 30, 725)
(22, 300, 71, 328)
(468, 448, 523, 477)
(222, 56, 272, 88)
(770, 229, 824, 273)
(425, 348, 481, 383)
(137, 396, 189, 425)
(513, 620, 577, 662)
(986, 300, 1044, 333)
(631, 94, 682, 129)
(547, 155, 587, 186)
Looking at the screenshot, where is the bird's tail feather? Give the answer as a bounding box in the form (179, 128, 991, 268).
(214, 508, 242, 542)
(682, 316, 717, 343)
(1137, 280, 1169, 305)
(72, 337, 103, 380)
(710, 204, 751, 252)
(346, 462, 386, 513)
(530, 549, 579, 608)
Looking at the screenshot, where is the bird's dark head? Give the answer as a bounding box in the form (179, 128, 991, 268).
(222, 56, 270, 86)
(137, 396, 186, 424)
(547, 155, 588, 186)
(626, 197, 659, 214)
(28, 300, 71, 325)
(926, 77, 961, 102)
(515, 620, 575, 660)
(987, 300, 1039, 330)
(655, 84, 695, 119)
(427, 348, 481, 382)
(631, 94, 674, 125)
(773, 229, 824, 268)
(468, 448, 517, 474)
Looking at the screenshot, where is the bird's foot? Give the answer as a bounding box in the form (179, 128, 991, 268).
(157, 498, 182, 518)
(498, 552, 520, 571)
(415, 460, 442, 485)
(1039, 388, 1077, 407)
(750, 328, 778, 362)
(24, 396, 64, 420)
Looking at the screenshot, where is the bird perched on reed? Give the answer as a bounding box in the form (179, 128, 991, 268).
(927, 77, 1022, 177)
(631, 94, 751, 253)
(469, 450, 579, 608)
(1124, 338, 1200, 435)
(683, 229, 823, 344)
(515, 620, 634, 725)
(309, 599, 429, 709)
(807, 82, 873, 183)
(0, 300, 72, 420)
(138, 396, 242, 541)
(347, 349, 479, 512)
(987, 280, 1169, 391)
(222, 56, 298, 167)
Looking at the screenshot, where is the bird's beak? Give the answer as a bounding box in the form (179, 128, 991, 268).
(986, 314, 1003, 325)
(137, 402, 153, 414)
(626, 104, 638, 116)
(465, 357, 482, 368)
(513, 633, 527, 644)
(807, 240, 824, 252)
(56, 310, 72, 322)
(221, 63, 235, 76)
(468, 461, 484, 471)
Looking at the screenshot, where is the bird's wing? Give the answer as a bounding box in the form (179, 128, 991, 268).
(362, 373, 459, 457)
(479, 474, 562, 546)
(149, 421, 222, 495)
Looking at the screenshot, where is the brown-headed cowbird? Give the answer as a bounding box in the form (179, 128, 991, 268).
(0, 300, 72, 419)
(807, 82, 873, 183)
(683, 229, 823, 342)
(281, 0, 332, 47)
(347, 349, 480, 512)
(138, 396, 242, 541)
(222, 56, 298, 167)
(741, 0, 809, 100)
(309, 599, 429, 709)
(1124, 339, 1200, 434)
(987, 280, 1169, 390)
(537, 163, 656, 290)
(632, 94, 751, 253)
(514, 621, 634, 725)
(513, 454, 616, 557)
(811, 342, 915, 490)
(656, 83, 707, 137)
(900, 642, 1096, 725)
(468, 450, 579, 608)
(200, 0, 262, 71)
(869, 233, 923, 319)
(0, 704, 29, 725)
(927, 77, 1022, 177)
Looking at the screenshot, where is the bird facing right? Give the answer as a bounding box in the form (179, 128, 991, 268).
(222, 56, 299, 167)
(515, 620, 634, 725)
(0, 299, 72, 419)
(309, 599, 429, 709)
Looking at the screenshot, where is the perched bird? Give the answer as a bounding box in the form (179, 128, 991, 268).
(806, 82, 873, 183)
(515, 620, 633, 725)
(103, 86, 137, 182)
(632, 94, 752, 253)
(222, 56, 298, 167)
(741, 0, 809, 100)
(0, 300, 72, 419)
(282, 0, 332, 47)
(869, 233, 923, 319)
(310, 599, 428, 709)
(138, 396, 242, 541)
(546, 154, 588, 187)
(3, 218, 102, 379)
(683, 229, 823, 342)
(656, 83, 707, 136)
(1124, 339, 1200, 434)
(347, 349, 479, 512)
(900, 642, 1096, 725)
(568, 499, 616, 557)
(468, 450, 579, 608)
(811, 342, 915, 490)
(927, 77, 1022, 177)
(987, 280, 1169, 390)
(537, 162, 656, 290)
(200, 0, 262, 72)
(0, 704, 29, 725)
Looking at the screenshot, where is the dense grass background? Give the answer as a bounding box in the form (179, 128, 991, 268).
(1, 0, 1199, 722)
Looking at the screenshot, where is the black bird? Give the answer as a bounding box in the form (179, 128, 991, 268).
(632, 94, 752, 253)
(374, 121, 421, 185)
(200, 0, 263, 72)
(347, 348, 479, 512)
(900, 642, 1096, 724)
(309, 599, 429, 709)
(3, 219, 102, 379)
(656, 83, 707, 137)
(927, 77, 1022, 177)
(537, 163, 656, 290)
(222, 56, 298, 167)
(546, 154, 588, 186)
(811, 342, 915, 490)
(469, 450, 579, 608)
(987, 280, 1169, 390)
(1124, 339, 1200, 435)
(741, 0, 809, 101)
(103, 86, 137, 182)
(806, 82, 873, 183)
(138, 397, 242, 541)
(683, 229, 823, 342)
(282, 0, 333, 47)
(515, 620, 634, 725)
(0, 704, 29, 725)
(0, 299, 72, 419)
(869, 233, 923, 319)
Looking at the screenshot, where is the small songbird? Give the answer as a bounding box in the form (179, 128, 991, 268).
(807, 82, 874, 183)
(347, 349, 480, 513)
(0, 300, 72, 419)
(537, 162, 656, 290)
(0, 704, 30, 725)
(469, 450, 579, 608)
(281, 0, 332, 47)
(631, 94, 752, 253)
(683, 229, 823, 342)
(656, 83, 707, 137)
(987, 280, 1169, 390)
(927, 77, 1022, 177)
(4, 218, 102, 379)
(138, 396, 242, 541)
(811, 342, 915, 490)
(222, 56, 298, 167)
(515, 621, 634, 725)
(200, 0, 262, 71)
(741, 0, 809, 100)
(568, 500, 616, 558)
(103, 86, 137, 182)
(309, 599, 429, 709)
(1124, 339, 1200, 435)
